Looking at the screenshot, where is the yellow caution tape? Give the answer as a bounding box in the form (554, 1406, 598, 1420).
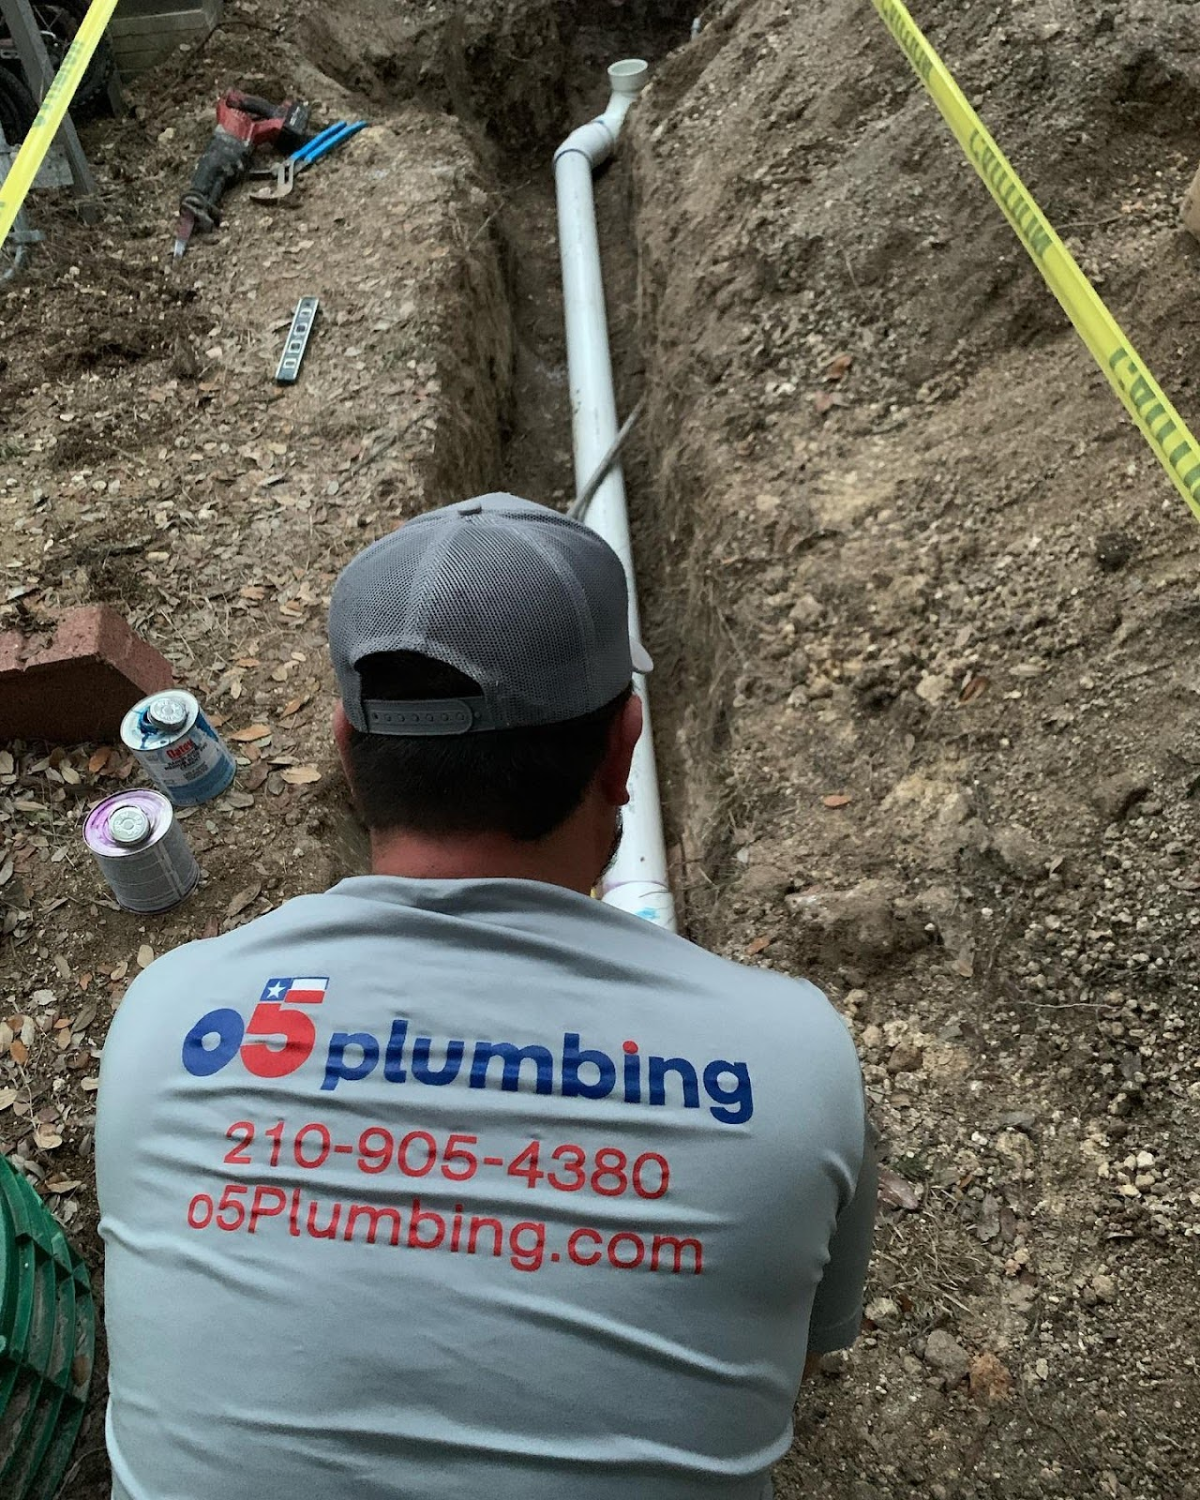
(869, 0, 1200, 524)
(0, 0, 119, 251)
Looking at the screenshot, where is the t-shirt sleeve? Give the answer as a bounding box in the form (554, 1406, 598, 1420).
(806, 1110, 877, 1355)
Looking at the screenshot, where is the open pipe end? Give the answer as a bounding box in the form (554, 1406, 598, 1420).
(608, 59, 649, 96)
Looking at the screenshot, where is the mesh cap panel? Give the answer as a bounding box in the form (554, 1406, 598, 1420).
(329, 494, 648, 733)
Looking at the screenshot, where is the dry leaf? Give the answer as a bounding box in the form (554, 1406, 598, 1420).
(0, 1087, 17, 1111)
(825, 352, 854, 382)
(9, 1039, 28, 1065)
(87, 747, 113, 774)
(45, 1177, 82, 1194)
(33, 1122, 63, 1150)
(239, 586, 266, 601)
(822, 794, 852, 809)
(136, 944, 154, 969)
(959, 674, 990, 704)
(281, 765, 321, 785)
(226, 884, 261, 918)
(229, 724, 271, 743)
(80, 1076, 100, 1092)
(110, 960, 129, 981)
(746, 936, 771, 956)
(73, 1001, 97, 1033)
(969, 1352, 1012, 1403)
(280, 693, 312, 717)
(878, 1167, 921, 1212)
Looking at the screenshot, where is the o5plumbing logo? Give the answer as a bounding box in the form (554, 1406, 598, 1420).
(182, 977, 755, 1124)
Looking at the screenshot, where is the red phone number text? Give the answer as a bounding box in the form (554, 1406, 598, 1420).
(224, 1121, 671, 1200)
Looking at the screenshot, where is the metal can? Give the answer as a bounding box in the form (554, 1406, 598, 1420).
(120, 690, 235, 806)
(83, 790, 200, 914)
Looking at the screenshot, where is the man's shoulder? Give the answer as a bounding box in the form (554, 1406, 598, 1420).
(635, 921, 857, 1056)
(125, 889, 341, 992)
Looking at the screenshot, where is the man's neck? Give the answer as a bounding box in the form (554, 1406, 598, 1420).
(369, 827, 597, 897)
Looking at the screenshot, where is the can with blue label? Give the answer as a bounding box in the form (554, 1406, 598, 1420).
(119, 690, 236, 806)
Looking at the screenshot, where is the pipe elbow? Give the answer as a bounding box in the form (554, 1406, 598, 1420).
(553, 118, 616, 168)
(553, 61, 649, 168)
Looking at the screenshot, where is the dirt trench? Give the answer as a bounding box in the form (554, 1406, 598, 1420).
(3, 1, 1200, 1497)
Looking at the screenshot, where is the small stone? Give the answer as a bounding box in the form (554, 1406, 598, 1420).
(865, 1296, 902, 1331)
(915, 672, 952, 705)
(1094, 530, 1137, 571)
(923, 1329, 971, 1386)
(737, 862, 790, 902)
(1091, 1273, 1117, 1304)
(991, 823, 1048, 880)
(788, 593, 823, 627)
(1090, 772, 1150, 824)
(887, 1039, 924, 1074)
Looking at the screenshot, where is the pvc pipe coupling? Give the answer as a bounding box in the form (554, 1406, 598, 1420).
(607, 59, 649, 96)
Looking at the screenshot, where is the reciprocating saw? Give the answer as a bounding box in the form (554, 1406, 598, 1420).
(174, 89, 310, 257)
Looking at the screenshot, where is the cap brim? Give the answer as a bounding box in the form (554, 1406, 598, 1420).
(631, 637, 653, 674)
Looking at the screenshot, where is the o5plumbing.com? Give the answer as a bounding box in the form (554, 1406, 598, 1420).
(185, 1184, 706, 1276)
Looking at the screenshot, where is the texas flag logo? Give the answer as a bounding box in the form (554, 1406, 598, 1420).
(261, 976, 329, 1006)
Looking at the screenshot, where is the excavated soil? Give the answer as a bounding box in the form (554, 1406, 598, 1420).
(1, 1, 1199, 1496)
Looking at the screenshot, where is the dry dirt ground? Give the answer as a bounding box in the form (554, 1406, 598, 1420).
(1, 1, 1199, 1496)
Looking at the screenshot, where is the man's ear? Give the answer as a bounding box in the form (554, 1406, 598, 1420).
(597, 692, 643, 808)
(333, 702, 354, 783)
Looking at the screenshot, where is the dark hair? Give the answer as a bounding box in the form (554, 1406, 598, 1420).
(346, 652, 631, 841)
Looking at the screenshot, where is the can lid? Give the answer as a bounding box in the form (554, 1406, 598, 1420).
(146, 694, 187, 732)
(108, 804, 151, 847)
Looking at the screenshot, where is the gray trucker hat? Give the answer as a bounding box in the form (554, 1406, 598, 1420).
(329, 493, 652, 735)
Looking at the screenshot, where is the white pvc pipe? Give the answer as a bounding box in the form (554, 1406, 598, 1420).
(554, 60, 677, 932)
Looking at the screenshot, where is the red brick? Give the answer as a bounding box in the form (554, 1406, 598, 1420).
(0, 606, 174, 744)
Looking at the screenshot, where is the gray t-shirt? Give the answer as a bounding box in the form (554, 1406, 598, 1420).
(97, 876, 872, 1500)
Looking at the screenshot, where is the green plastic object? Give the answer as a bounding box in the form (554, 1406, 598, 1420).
(0, 1153, 94, 1499)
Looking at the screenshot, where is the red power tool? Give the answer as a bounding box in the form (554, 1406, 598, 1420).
(174, 90, 311, 257)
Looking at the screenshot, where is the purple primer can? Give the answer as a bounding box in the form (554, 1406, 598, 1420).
(83, 790, 200, 913)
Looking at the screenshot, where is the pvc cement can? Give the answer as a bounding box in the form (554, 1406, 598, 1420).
(83, 790, 200, 913)
(120, 690, 235, 806)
